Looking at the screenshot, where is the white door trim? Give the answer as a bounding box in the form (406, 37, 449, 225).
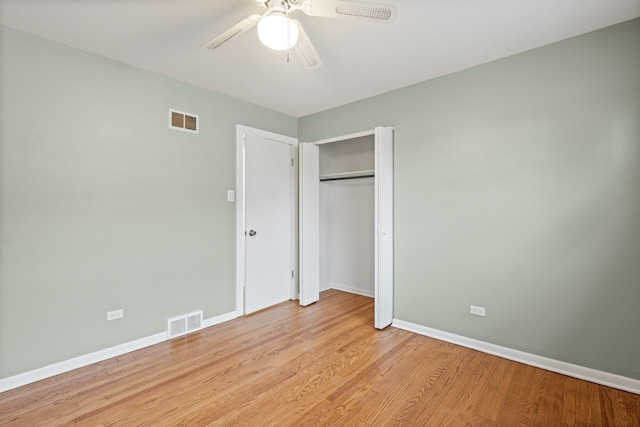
(302, 126, 394, 328)
(312, 129, 375, 145)
(236, 125, 298, 315)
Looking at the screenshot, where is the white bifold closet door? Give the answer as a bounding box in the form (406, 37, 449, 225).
(299, 126, 393, 329)
(299, 142, 320, 306)
(374, 126, 394, 329)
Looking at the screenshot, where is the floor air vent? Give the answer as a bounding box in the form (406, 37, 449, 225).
(167, 310, 203, 339)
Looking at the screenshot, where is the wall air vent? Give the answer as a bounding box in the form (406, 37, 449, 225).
(169, 109, 199, 134)
(167, 310, 203, 339)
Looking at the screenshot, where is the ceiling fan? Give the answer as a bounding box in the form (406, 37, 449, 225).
(202, 0, 397, 70)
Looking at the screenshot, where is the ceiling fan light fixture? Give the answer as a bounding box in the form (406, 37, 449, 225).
(257, 13, 299, 51)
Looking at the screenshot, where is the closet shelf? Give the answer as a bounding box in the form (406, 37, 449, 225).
(320, 169, 375, 182)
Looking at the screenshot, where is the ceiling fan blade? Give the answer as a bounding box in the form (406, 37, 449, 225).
(201, 14, 261, 50)
(300, 0, 397, 23)
(292, 20, 323, 70)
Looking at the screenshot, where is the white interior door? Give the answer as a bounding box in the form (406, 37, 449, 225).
(374, 126, 394, 329)
(244, 133, 293, 314)
(299, 143, 320, 306)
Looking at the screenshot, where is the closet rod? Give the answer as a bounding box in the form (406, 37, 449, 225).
(320, 174, 375, 182)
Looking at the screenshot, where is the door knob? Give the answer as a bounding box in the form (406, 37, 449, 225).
(248, 230, 257, 237)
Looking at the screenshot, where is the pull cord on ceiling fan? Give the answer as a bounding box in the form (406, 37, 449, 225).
(202, 0, 397, 70)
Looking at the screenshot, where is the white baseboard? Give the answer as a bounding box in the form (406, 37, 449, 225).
(202, 310, 240, 329)
(330, 284, 374, 298)
(392, 319, 640, 395)
(0, 332, 166, 393)
(0, 310, 239, 393)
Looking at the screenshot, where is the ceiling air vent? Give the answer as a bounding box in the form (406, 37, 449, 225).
(169, 109, 199, 134)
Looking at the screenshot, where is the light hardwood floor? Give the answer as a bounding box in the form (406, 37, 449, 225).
(1, 290, 638, 426)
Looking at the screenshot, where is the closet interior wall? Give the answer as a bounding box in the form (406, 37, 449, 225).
(319, 135, 375, 298)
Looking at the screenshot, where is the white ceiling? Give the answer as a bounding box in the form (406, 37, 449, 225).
(1, 0, 639, 117)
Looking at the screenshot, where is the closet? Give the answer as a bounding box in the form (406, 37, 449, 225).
(319, 135, 375, 297)
(299, 126, 394, 329)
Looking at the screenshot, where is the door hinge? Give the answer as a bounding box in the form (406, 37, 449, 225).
(292, 158, 294, 166)
(292, 270, 294, 278)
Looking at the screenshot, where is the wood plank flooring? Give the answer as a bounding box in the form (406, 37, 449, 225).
(1, 290, 638, 426)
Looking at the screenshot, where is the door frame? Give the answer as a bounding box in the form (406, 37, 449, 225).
(236, 125, 298, 315)
(302, 126, 394, 328)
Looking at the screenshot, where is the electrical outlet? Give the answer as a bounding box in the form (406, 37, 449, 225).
(470, 305, 486, 317)
(107, 309, 124, 321)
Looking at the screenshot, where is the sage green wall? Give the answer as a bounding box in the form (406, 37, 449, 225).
(3, 19, 639, 383)
(0, 26, 297, 378)
(299, 19, 640, 380)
